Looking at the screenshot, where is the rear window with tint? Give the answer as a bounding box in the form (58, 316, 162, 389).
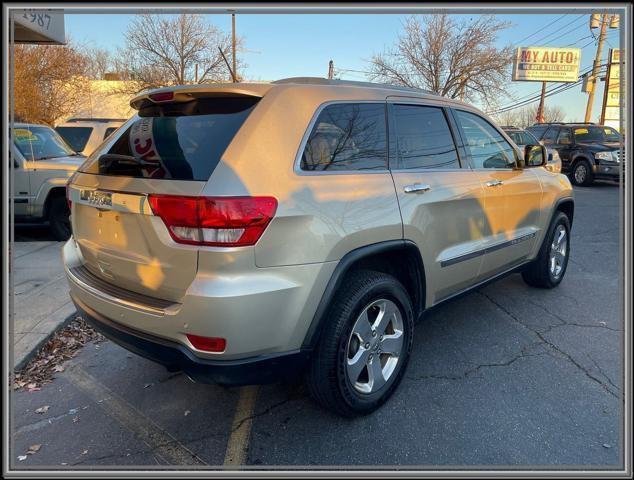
(55, 126, 93, 152)
(78, 97, 259, 180)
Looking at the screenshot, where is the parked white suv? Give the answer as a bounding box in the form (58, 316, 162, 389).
(12, 123, 84, 240)
(55, 118, 126, 156)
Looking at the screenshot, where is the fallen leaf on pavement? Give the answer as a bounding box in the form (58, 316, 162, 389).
(27, 444, 41, 455)
(184, 410, 191, 416)
(144, 383, 153, 389)
(82, 449, 88, 455)
(34, 406, 50, 414)
(11, 317, 105, 392)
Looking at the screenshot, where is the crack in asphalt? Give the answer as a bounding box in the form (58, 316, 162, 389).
(66, 426, 229, 466)
(524, 298, 620, 333)
(478, 291, 619, 399)
(586, 353, 620, 392)
(230, 397, 294, 433)
(407, 343, 547, 381)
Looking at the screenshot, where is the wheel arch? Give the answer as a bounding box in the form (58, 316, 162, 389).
(555, 197, 574, 228)
(570, 152, 593, 168)
(301, 240, 426, 351)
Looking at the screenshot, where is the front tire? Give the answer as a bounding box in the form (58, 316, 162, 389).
(522, 211, 571, 288)
(48, 196, 71, 241)
(306, 270, 414, 417)
(570, 159, 594, 186)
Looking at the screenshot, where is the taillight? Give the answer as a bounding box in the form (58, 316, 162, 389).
(148, 195, 277, 247)
(149, 91, 174, 102)
(186, 334, 226, 353)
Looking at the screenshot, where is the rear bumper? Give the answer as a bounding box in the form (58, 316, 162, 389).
(71, 294, 310, 386)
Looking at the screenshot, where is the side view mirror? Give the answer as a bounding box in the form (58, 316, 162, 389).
(524, 144, 547, 168)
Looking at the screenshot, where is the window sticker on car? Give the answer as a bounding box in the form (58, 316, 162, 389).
(575, 128, 589, 135)
(14, 128, 37, 141)
(128, 118, 168, 179)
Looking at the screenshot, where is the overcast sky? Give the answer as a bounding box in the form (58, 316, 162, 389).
(64, 11, 622, 122)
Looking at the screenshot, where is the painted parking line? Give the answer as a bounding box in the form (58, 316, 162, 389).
(66, 365, 206, 466)
(223, 385, 259, 466)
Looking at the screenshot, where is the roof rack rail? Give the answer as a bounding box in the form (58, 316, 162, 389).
(500, 125, 520, 129)
(272, 77, 439, 96)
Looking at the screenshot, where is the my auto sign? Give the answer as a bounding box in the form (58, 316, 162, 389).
(512, 47, 581, 82)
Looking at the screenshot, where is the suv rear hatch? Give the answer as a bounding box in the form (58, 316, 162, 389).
(70, 93, 262, 303)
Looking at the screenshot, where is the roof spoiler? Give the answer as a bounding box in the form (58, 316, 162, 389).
(130, 84, 272, 110)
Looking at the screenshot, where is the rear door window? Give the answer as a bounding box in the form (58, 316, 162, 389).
(55, 126, 93, 152)
(391, 104, 460, 169)
(78, 97, 259, 180)
(300, 103, 387, 171)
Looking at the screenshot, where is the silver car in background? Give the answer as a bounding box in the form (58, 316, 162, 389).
(501, 126, 562, 173)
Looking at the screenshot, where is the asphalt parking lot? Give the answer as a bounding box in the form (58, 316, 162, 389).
(11, 182, 623, 469)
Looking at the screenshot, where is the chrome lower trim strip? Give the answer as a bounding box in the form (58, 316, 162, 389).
(434, 259, 530, 305)
(66, 265, 178, 316)
(440, 232, 536, 268)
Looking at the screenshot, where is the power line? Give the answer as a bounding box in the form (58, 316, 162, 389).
(516, 14, 586, 47)
(490, 66, 608, 115)
(491, 62, 608, 113)
(510, 14, 568, 47)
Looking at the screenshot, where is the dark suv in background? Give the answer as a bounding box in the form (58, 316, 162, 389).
(526, 122, 623, 186)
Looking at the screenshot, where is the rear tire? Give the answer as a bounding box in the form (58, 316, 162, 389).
(570, 159, 594, 186)
(48, 196, 71, 241)
(522, 211, 570, 289)
(306, 270, 414, 417)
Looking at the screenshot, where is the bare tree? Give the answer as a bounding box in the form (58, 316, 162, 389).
(115, 14, 242, 94)
(369, 15, 513, 109)
(84, 47, 114, 80)
(494, 104, 566, 129)
(13, 40, 90, 125)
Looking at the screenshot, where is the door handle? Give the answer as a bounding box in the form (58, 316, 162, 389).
(403, 183, 431, 194)
(485, 180, 504, 187)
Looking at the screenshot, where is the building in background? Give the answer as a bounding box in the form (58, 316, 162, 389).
(56, 76, 135, 124)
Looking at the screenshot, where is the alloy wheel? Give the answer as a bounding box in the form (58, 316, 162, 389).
(549, 224, 567, 279)
(345, 299, 404, 394)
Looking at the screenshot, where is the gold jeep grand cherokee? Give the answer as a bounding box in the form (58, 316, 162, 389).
(64, 78, 574, 416)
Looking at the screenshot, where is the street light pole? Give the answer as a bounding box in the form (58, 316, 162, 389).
(584, 13, 608, 123)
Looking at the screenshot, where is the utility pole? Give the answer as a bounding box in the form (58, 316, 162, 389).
(535, 81, 547, 123)
(231, 13, 237, 82)
(584, 13, 608, 122)
(194, 64, 198, 84)
(327, 60, 334, 80)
